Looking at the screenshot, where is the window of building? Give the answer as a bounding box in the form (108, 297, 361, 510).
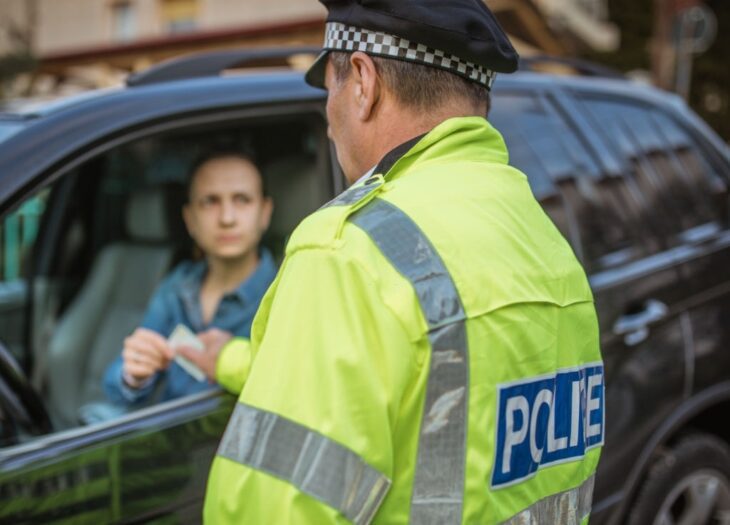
(111, 1, 137, 41)
(160, 0, 199, 34)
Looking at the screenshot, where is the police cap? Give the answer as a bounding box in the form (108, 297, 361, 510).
(305, 0, 519, 90)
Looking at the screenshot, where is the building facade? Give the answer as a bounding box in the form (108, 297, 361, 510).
(0, 0, 325, 55)
(0, 0, 617, 97)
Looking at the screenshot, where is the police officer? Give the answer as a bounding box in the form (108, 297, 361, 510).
(201, 1, 604, 523)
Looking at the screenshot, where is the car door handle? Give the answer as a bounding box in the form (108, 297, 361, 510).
(613, 299, 669, 347)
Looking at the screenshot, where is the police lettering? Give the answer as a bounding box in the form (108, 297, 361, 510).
(491, 364, 604, 488)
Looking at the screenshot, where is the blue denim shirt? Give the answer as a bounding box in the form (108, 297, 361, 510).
(103, 249, 277, 407)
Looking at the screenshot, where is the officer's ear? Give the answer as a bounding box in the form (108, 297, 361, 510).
(349, 51, 381, 122)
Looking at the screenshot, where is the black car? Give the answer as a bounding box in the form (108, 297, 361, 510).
(0, 49, 728, 524)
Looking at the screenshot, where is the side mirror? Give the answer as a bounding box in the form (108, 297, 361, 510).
(0, 341, 52, 437)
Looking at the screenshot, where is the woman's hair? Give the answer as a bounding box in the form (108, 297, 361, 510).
(185, 148, 267, 201)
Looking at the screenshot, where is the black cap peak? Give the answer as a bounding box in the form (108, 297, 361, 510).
(306, 0, 519, 89)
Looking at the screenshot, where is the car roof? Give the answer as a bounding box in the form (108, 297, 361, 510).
(0, 71, 318, 120)
(0, 68, 681, 123)
(499, 71, 685, 108)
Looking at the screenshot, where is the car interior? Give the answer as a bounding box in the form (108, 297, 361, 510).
(0, 112, 333, 440)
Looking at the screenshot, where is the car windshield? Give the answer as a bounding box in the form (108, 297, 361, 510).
(0, 121, 24, 144)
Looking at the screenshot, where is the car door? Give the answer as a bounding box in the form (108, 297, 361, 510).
(551, 90, 702, 523)
(491, 86, 692, 523)
(0, 167, 237, 524)
(635, 105, 730, 402)
(0, 82, 333, 523)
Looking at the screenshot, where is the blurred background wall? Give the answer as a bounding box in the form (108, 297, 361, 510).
(0, 0, 726, 140)
(585, 0, 728, 143)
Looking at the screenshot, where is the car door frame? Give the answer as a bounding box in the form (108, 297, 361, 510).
(0, 87, 334, 522)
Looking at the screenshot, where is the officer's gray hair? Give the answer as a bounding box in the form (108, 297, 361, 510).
(329, 52, 491, 116)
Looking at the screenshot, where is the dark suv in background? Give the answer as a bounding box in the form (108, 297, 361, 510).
(0, 49, 728, 524)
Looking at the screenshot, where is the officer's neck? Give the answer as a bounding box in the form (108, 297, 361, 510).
(359, 98, 482, 179)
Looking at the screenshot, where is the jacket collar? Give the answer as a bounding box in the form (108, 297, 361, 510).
(372, 116, 509, 181)
(372, 133, 426, 177)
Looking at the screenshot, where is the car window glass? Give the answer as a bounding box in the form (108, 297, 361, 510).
(1, 112, 332, 448)
(536, 95, 681, 273)
(491, 92, 658, 272)
(580, 96, 722, 245)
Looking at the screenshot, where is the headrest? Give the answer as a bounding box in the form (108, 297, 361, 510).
(125, 189, 168, 242)
(264, 154, 322, 237)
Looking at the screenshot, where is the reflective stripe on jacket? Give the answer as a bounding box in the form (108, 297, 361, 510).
(204, 116, 603, 524)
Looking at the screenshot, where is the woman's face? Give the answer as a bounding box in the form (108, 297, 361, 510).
(183, 156, 272, 263)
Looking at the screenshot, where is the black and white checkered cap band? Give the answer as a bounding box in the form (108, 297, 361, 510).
(323, 22, 497, 89)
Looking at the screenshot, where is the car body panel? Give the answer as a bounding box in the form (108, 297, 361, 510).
(0, 390, 233, 523)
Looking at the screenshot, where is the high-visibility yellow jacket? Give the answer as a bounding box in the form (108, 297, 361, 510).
(206, 116, 603, 524)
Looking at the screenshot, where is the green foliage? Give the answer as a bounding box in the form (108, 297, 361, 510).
(0, 51, 36, 81)
(0, 51, 36, 99)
